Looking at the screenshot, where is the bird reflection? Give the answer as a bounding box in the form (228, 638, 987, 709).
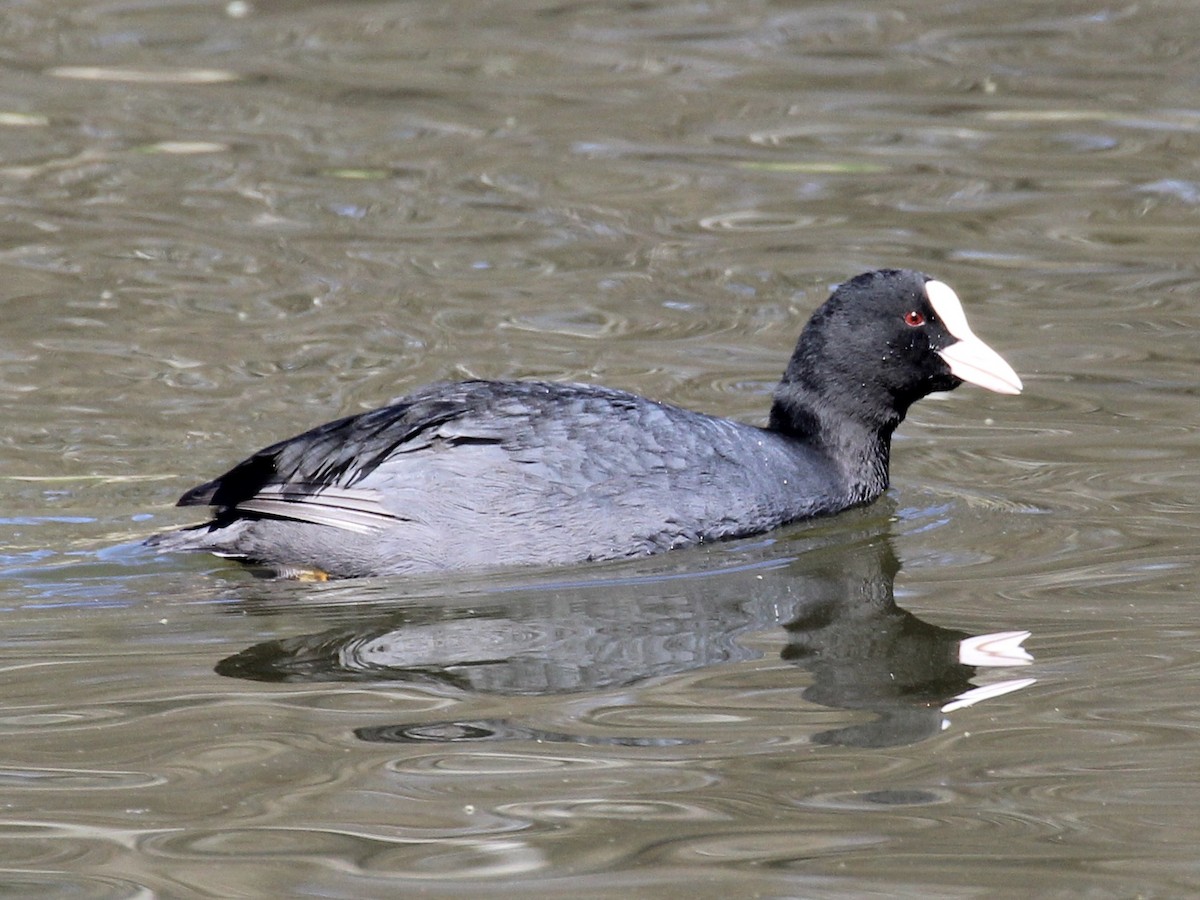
(216, 532, 1033, 748)
(776, 544, 1031, 746)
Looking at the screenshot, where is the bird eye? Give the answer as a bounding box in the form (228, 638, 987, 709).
(904, 310, 925, 327)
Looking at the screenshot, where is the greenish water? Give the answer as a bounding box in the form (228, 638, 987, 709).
(1, 1, 1199, 896)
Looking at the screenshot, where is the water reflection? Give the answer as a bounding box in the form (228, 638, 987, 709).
(217, 534, 1033, 748)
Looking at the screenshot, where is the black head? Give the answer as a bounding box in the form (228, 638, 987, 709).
(771, 269, 1021, 437)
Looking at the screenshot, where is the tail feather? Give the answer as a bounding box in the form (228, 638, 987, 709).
(144, 520, 248, 556)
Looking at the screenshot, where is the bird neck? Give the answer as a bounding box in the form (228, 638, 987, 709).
(768, 382, 900, 503)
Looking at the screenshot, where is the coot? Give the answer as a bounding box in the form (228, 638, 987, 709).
(147, 269, 1022, 578)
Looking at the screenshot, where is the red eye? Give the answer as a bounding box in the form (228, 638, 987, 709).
(904, 310, 925, 327)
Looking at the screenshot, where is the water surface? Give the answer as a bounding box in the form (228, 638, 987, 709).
(2, 1, 1199, 896)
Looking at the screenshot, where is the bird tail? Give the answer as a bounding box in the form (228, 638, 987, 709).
(144, 520, 245, 555)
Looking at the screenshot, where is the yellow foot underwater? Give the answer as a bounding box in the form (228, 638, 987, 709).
(272, 565, 331, 581)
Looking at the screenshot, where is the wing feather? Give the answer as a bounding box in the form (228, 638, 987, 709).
(233, 485, 402, 534)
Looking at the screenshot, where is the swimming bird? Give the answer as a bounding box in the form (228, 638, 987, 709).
(147, 269, 1022, 578)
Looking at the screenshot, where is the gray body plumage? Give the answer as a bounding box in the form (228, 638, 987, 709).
(152, 381, 846, 577)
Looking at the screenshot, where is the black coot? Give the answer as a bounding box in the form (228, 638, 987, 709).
(147, 269, 1022, 578)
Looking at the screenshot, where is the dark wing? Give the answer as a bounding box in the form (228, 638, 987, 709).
(177, 381, 514, 533)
